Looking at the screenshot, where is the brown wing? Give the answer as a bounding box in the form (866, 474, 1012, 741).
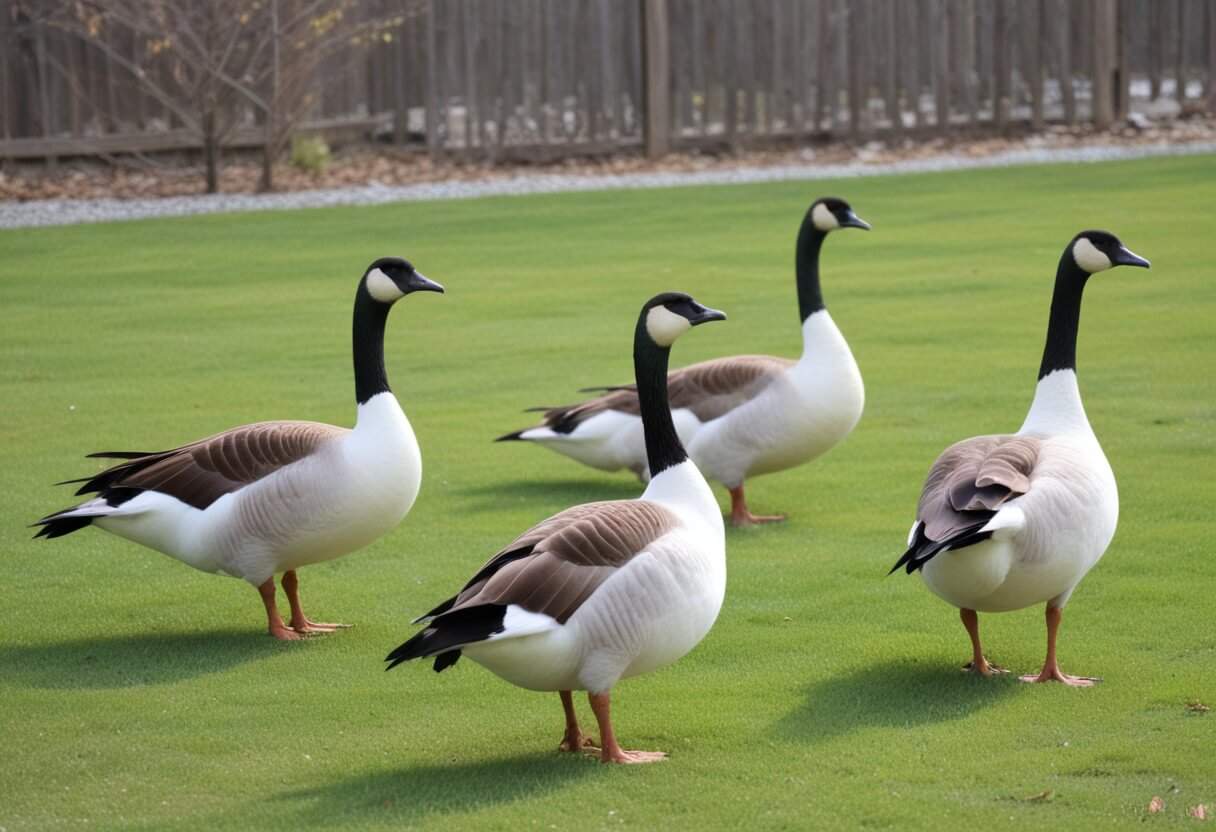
(538, 355, 793, 432)
(890, 434, 1041, 575)
(918, 435, 1041, 542)
(439, 499, 679, 624)
(70, 421, 347, 510)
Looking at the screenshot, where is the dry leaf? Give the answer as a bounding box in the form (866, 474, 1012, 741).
(1149, 796, 1165, 814)
(1023, 789, 1054, 802)
(1186, 701, 1210, 714)
(1189, 804, 1208, 821)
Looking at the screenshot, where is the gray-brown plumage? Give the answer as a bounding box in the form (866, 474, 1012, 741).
(530, 355, 794, 435)
(412, 500, 679, 636)
(893, 435, 1042, 574)
(66, 421, 347, 511)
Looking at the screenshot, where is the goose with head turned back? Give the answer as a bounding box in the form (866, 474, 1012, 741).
(890, 231, 1149, 685)
(34, 257, 443, 640)
(497, 196, 868, 526)
(387, 292, 727, 764)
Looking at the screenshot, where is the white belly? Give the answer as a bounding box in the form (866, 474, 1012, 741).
(689, 368, 863, 488)
(921, 537, 1092, 612)
(465, 528, 725, 694)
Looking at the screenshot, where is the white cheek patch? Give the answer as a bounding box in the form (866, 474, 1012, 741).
(811, 202, 840, 232)
(645, 306, 691, 347)
(365, 268, 405, 303)
(1072, 238, 1112, 273)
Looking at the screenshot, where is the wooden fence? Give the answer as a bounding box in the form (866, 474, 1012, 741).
(2, 0, 1215, 164)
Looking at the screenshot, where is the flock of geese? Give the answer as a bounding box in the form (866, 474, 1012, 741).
(33, 197, 1150, 763)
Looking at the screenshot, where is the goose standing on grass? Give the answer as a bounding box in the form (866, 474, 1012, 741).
(33, 257, 443, 640)
(890, 231, 1149, 685)
(496, 197, 868, 525)
(387, 292, 727, 764)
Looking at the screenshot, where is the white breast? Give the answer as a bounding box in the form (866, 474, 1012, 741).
(689, 310, 863, 487)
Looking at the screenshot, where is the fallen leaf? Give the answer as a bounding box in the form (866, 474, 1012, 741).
(1186, 701, 1210, 714)
(1189, 804, 1208, 820)
(1023, 789, 1054, 802)
(1149, 796, 1165, 814)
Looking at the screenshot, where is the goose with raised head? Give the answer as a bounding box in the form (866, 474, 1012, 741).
(387, 292, 727, 764)
(497, 197, 868, 526)
(34, 257, 443, 640)
(890, 231, 1150, 685)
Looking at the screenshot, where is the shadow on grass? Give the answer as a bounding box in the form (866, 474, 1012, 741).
(277, 752, 597, 824)
(0, 629, 272, 689)
(457, 477, 642, 508)
(773, 658, 1019, 744)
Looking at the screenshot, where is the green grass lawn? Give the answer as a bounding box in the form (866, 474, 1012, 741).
(2, 154, 1213, 830)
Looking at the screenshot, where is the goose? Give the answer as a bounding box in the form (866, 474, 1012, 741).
(33, 257, 443, 640)
(387, 292, 727, 764)
(496, 196, 868, 525)
(889, 231, 1149, 685)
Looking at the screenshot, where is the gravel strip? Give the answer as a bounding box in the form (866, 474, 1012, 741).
(3, 140, 1214, 230)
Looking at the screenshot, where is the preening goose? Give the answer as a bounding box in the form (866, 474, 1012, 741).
(890, 231, 1150, 685)
(34, 258, 443, 640)
(497, 196, 868, 525)
(387, 292, 727, 764)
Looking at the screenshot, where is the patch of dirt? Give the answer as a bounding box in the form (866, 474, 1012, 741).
(2, 115, 1214, 203)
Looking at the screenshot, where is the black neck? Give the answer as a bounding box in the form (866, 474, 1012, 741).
(1037, 253, 1089, 381)
(795, 218, 827, 322)
(353, 285, 392, 404)
(634, 318, 688, 479)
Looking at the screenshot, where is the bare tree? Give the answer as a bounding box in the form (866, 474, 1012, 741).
(246, 0, 408, 192)
(41, 0, 407, 193)
(44, 0, 268, 192)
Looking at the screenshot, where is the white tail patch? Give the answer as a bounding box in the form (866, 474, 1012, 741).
(365, 268, 405, 303)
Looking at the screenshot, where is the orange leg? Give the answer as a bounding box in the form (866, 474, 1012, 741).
(959, 608, 1007, 675)
(556, 690, 598, 752)
(257, 578, 302, 641)
(1019, 605, 1100, 686)
(728, 485, 786, 526)
(587, 691, 666, 765)
(282, 570, 349, 634)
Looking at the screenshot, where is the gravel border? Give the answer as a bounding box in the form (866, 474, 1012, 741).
(3, 140, 1214, 230)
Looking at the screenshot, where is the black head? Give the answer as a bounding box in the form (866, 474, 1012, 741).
(640, 292, 727, 347)
(809, 197, 871, 232)
(362, 257, 445, 304)
(1068, 231, 1150, 275)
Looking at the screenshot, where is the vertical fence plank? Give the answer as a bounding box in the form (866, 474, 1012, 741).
(642, 0, 671, 157)
(1092, 0, 1115, 126)
(1057, 0, 1076, 123)
(993, 0, 1009, 126)
(932, 0, 950, 132)
(847, 0, 864, 135)
(815, 0, 832, 133)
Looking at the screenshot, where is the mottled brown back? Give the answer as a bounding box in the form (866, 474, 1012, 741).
(74, 421, 347, 510)
(542, 355, 793, 432)
(446, 500, 680, 623)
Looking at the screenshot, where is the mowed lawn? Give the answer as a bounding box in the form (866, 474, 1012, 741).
(1, 154, 1213, 830)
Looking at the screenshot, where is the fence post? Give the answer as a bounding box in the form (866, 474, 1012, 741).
(641, 0, 670, 158)
(1092, 0, 1115, 128)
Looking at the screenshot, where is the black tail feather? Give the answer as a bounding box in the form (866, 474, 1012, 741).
(32, 515, 94, 539)
(889, 522, 994, 575)
(495, 429, 527, 442)
(385, 605, 507, 671)
(87, 450, 160, 460)
(433, 651, 461, 672)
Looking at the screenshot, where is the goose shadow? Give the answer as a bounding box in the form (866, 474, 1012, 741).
(456, 477, 642, 509)
(0, 629, 274, 689)
(772, 658, 1020, 744)
(274, 752, 597, 825)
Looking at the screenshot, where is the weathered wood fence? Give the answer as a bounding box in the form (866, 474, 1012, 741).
(2, 0, 1215, 163)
